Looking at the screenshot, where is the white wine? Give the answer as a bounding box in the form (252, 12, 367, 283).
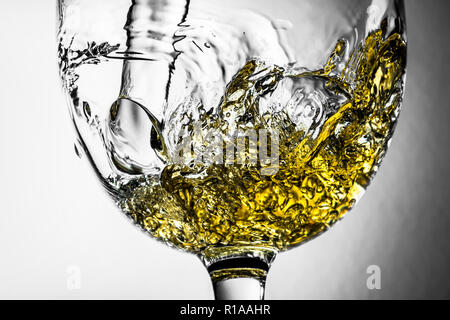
(114, 27, 406, 253)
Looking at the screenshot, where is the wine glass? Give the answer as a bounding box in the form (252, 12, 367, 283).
(57, 0, 406, 299)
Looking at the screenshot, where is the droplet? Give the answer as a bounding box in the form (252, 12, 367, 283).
(74, 143, 82, 158)
(82, 101, 91, 121)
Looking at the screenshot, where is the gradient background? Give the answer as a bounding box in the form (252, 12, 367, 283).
(0, 0, 449, 299)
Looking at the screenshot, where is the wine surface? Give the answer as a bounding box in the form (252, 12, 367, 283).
(114, 28, 406, 253)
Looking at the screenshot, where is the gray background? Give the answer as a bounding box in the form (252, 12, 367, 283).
(0, 0, 449, 299)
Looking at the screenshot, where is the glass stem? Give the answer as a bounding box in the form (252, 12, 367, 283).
(211, 267, 267, 300)
(200, 247, 277, 300)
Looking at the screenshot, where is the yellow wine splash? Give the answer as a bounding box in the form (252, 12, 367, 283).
(117, 28, 406, 253)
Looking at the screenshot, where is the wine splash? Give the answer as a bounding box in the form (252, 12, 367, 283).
(116, 29, 405, 253)
(58, 2, 406, 254)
